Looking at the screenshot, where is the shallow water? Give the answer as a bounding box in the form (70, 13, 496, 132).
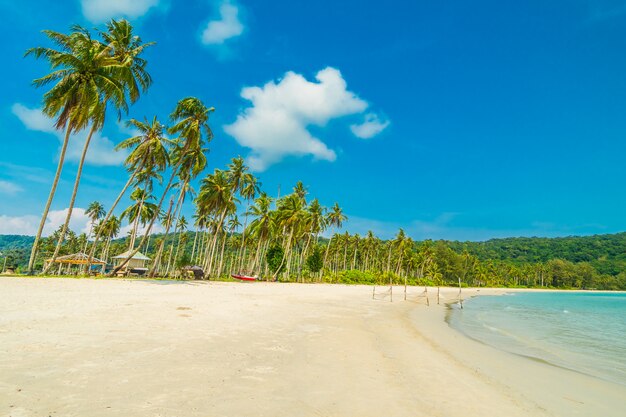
(448, 291, 626, 386)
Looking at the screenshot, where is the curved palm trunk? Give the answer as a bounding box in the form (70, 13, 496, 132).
(149, 197, 175, 277)
(43, 125, 97, 275)
(111, 167, 178, 276)
(28, 126, 72, 274)
(237, 203, 251, 272)
(84, 173, 135, 274)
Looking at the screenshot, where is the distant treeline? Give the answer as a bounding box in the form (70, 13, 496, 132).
(2, 232, 625, 290)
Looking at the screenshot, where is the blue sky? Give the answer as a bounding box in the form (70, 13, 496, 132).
(1, 0, 626, 240)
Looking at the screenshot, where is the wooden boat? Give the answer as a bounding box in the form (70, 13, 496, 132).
(231, 274, 258, 282)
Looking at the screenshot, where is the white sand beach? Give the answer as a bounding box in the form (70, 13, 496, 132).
(0, 278, 624, 417)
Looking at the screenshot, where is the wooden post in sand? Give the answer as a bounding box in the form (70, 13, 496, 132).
(425, 286, 430, 306)
(458, 277, 463, 309)
(437, 287, 440, 305)
(390, 273, 393, 302)
(372, 286, 375, 300)
(404, 275, 407, 301)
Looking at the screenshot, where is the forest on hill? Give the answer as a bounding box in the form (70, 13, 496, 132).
(2, 231, 625, 290)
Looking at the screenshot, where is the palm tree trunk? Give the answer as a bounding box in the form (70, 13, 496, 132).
(28, 125, 72, 274)
(217, 230, 228, 277)
(273, 228, 293, 281)
(323, 230, 335, 266)
(149, 197, 175, 277)
(111, 167, 178, 276)
(43, 125, 97, 275)
(84, 172, 136, 274)
(191, 230, 199, 263)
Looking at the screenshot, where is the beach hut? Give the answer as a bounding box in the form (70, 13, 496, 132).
(112, 250, 151, 276)
(44, 252, 106, 275)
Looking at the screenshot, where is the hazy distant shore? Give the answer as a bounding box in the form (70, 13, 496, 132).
(0, 278, 623, 416)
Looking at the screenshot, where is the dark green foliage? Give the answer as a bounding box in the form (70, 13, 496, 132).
(266, 245, 284, 274)
(306, 246, 323, 273)
(175, 253, 191, 270)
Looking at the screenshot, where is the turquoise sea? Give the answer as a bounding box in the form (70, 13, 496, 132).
(448, 291, 626, 386)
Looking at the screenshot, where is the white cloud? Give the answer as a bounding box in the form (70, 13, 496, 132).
(201, 1, 244, 45)
(0, 208, 90, 236)
(350, 113, 390, 139)
(0, 180, 23, 195)
(12, 103, 127, 167)
(224, 67, 370, 171)
(81, 0, 159, 23)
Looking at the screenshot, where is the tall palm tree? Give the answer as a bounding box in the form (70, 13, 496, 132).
(196, 169, 237, 276)
(274, 193, 306, 280)
(83, 201, 105, 255)
(246, 193, 274, 274)
(85, 116, 171, 272)
(25, 25, 126, 273)
(120, 187, 158, 251)
(98, 215, 120, 273)
(323, 203, 347, 266)
(112, 97, 214, 275)
(43, 22, 153, 274)
(237, 173, 260, 271)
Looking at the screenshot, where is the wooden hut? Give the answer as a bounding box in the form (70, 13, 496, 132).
(112, 250, 151, 276)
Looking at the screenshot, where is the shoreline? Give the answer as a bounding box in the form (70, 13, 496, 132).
(418, 287, 626, 417)
(0, 278, 624, 416)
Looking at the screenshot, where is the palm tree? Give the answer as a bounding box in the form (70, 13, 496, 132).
(246, 193, 275, 275)
(98, 215, 120, 273)
(43, 22, 153, 274)
(274, 193, 306, 280)
(237, 173, 260, 271)
(85, 116, 171, 273)
(196, 169, 237, 276)
(25, 25, 126, 273)
(323, 203, 347, 267)
(120, 187, 158, 252)
(112, 97, 214, 275)
(83, 201, 105, 255)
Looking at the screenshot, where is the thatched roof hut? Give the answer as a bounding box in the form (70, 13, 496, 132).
(46, 252, 106, 265)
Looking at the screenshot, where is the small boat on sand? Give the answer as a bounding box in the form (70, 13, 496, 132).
(231, 274, 258, 282)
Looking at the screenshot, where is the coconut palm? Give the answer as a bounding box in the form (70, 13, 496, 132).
(121, 187, 158, 252)
(42, 22, 153, 274)
(237, 173, 261, 271)
(196, 169, 238, 276)
(85, 116, 171, 273)
(83, 201, 105, 255)
(274, 193, 307, 280)
(97, 215, 121, 273)
(25, 24, 128, 273)
(246, 193, 275, 274)
(323, 203, 347, 266)
(112, 97, 214, 275)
